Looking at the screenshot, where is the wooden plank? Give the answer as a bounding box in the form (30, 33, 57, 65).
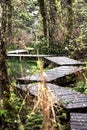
(70, 113, 87, 130)
(7, 54, 51, 60)
(44, 56, 85, 66)
(71, 122, 87, 126)
(70, 113, 87, 122)
(17, 66, 83, 84)
(71, 124, 87, 130)
(66, 102, 87, 109)
(8, 49, 29, 54)
(16, 83, 87, 110)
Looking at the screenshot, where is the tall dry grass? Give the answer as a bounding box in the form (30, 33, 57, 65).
(33, 58, 62, 130)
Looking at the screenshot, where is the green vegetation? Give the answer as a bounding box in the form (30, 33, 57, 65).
(0, 86, 43, 130)
(7, 59, 38, 79)
(74, 80, 85, 93)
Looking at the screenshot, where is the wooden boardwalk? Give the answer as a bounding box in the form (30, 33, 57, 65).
(13, 55, 86, 129)
(44, 56, 85, 66)
(70, 113, 87, 130)
(17, 66, 83, 84)
(17, 83, 87, 111)
(17, 82, 87, 129)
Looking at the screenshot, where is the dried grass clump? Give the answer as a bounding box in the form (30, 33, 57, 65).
(33, 59, 62, 130)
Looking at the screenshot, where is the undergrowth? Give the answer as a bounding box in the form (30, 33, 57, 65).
(0, 58, 64, 130)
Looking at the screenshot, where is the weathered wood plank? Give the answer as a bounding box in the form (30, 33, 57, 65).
(7, 54, 51, 60)
(7, 49, 29, 54)
(70, 113, 87, 130)
(16, 83, 87, 110)
(70, 113, 87, 122)
(71, 124, 87, 130)
(44, 56, 85, 66)
(17, 66, 83, 84)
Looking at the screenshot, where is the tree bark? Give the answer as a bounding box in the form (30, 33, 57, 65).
(49, 0, 59, 45)
(7, 0, 12, 37)
(38, 0, 48, 37)
(0, 0, 11, 99)
(66, 0, 74, 44)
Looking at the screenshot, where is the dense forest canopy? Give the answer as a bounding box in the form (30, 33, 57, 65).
(0, 0, 87, 56)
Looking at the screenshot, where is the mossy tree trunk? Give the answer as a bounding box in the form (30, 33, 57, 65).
(38, 0, 48, 38)
(66, 0, 74, 44)
(7, 0, 12, 38)
(49, 0, 59, 45)
(0, 0, 12, 99)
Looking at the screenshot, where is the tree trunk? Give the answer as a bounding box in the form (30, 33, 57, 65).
(0, 0, 11, 99)
(66, 0, 74, 44)
(7, 0, 12, 37)
(49, 0, 59, 45)
(38, 0, 48, 38)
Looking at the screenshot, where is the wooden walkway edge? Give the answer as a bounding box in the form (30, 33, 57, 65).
(16, 83, 87, 111)
(7, 49, 29, 54)
(70, 113, 87, 130)
(7, 54, 52, 60)
(44, 56, 85, 66)
(17, 66, 84, 84)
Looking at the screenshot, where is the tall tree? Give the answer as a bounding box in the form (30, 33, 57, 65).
(38, 0, 60, 45)
(0, 0, 12, 99)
